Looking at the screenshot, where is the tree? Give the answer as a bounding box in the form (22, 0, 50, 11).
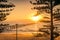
(0, 0, 15, 33)
(30, 0, 60, 40)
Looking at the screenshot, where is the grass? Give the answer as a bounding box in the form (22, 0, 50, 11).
(0, 33, 59, 40)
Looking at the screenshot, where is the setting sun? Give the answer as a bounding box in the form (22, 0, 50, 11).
(31, 15, 43, 22)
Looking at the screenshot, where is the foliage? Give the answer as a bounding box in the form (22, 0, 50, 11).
(30, 0, 60, 39)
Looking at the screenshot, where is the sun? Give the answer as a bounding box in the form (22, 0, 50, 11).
(32, 16, 40, 21)
(31, 15, 43, 22)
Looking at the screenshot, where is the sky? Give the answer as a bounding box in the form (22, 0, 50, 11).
(3, 0, 60, 24)
(2, 0, 45, 33)
(1, 0, 60, 33)
(4, 0, 36, 24)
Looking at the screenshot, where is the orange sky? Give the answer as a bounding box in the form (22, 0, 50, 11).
(4, 0, 36, 24)
(4, 0, 60, 24)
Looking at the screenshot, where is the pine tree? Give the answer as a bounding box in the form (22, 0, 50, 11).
(0, 0, 15, 33)
(30, 0, 60, 40)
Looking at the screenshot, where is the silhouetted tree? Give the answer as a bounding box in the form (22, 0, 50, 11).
(30, 0, 60, 40)
(0, 0, 15, 33)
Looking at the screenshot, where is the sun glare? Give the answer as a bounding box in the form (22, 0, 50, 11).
(31, 15, 43, 22)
